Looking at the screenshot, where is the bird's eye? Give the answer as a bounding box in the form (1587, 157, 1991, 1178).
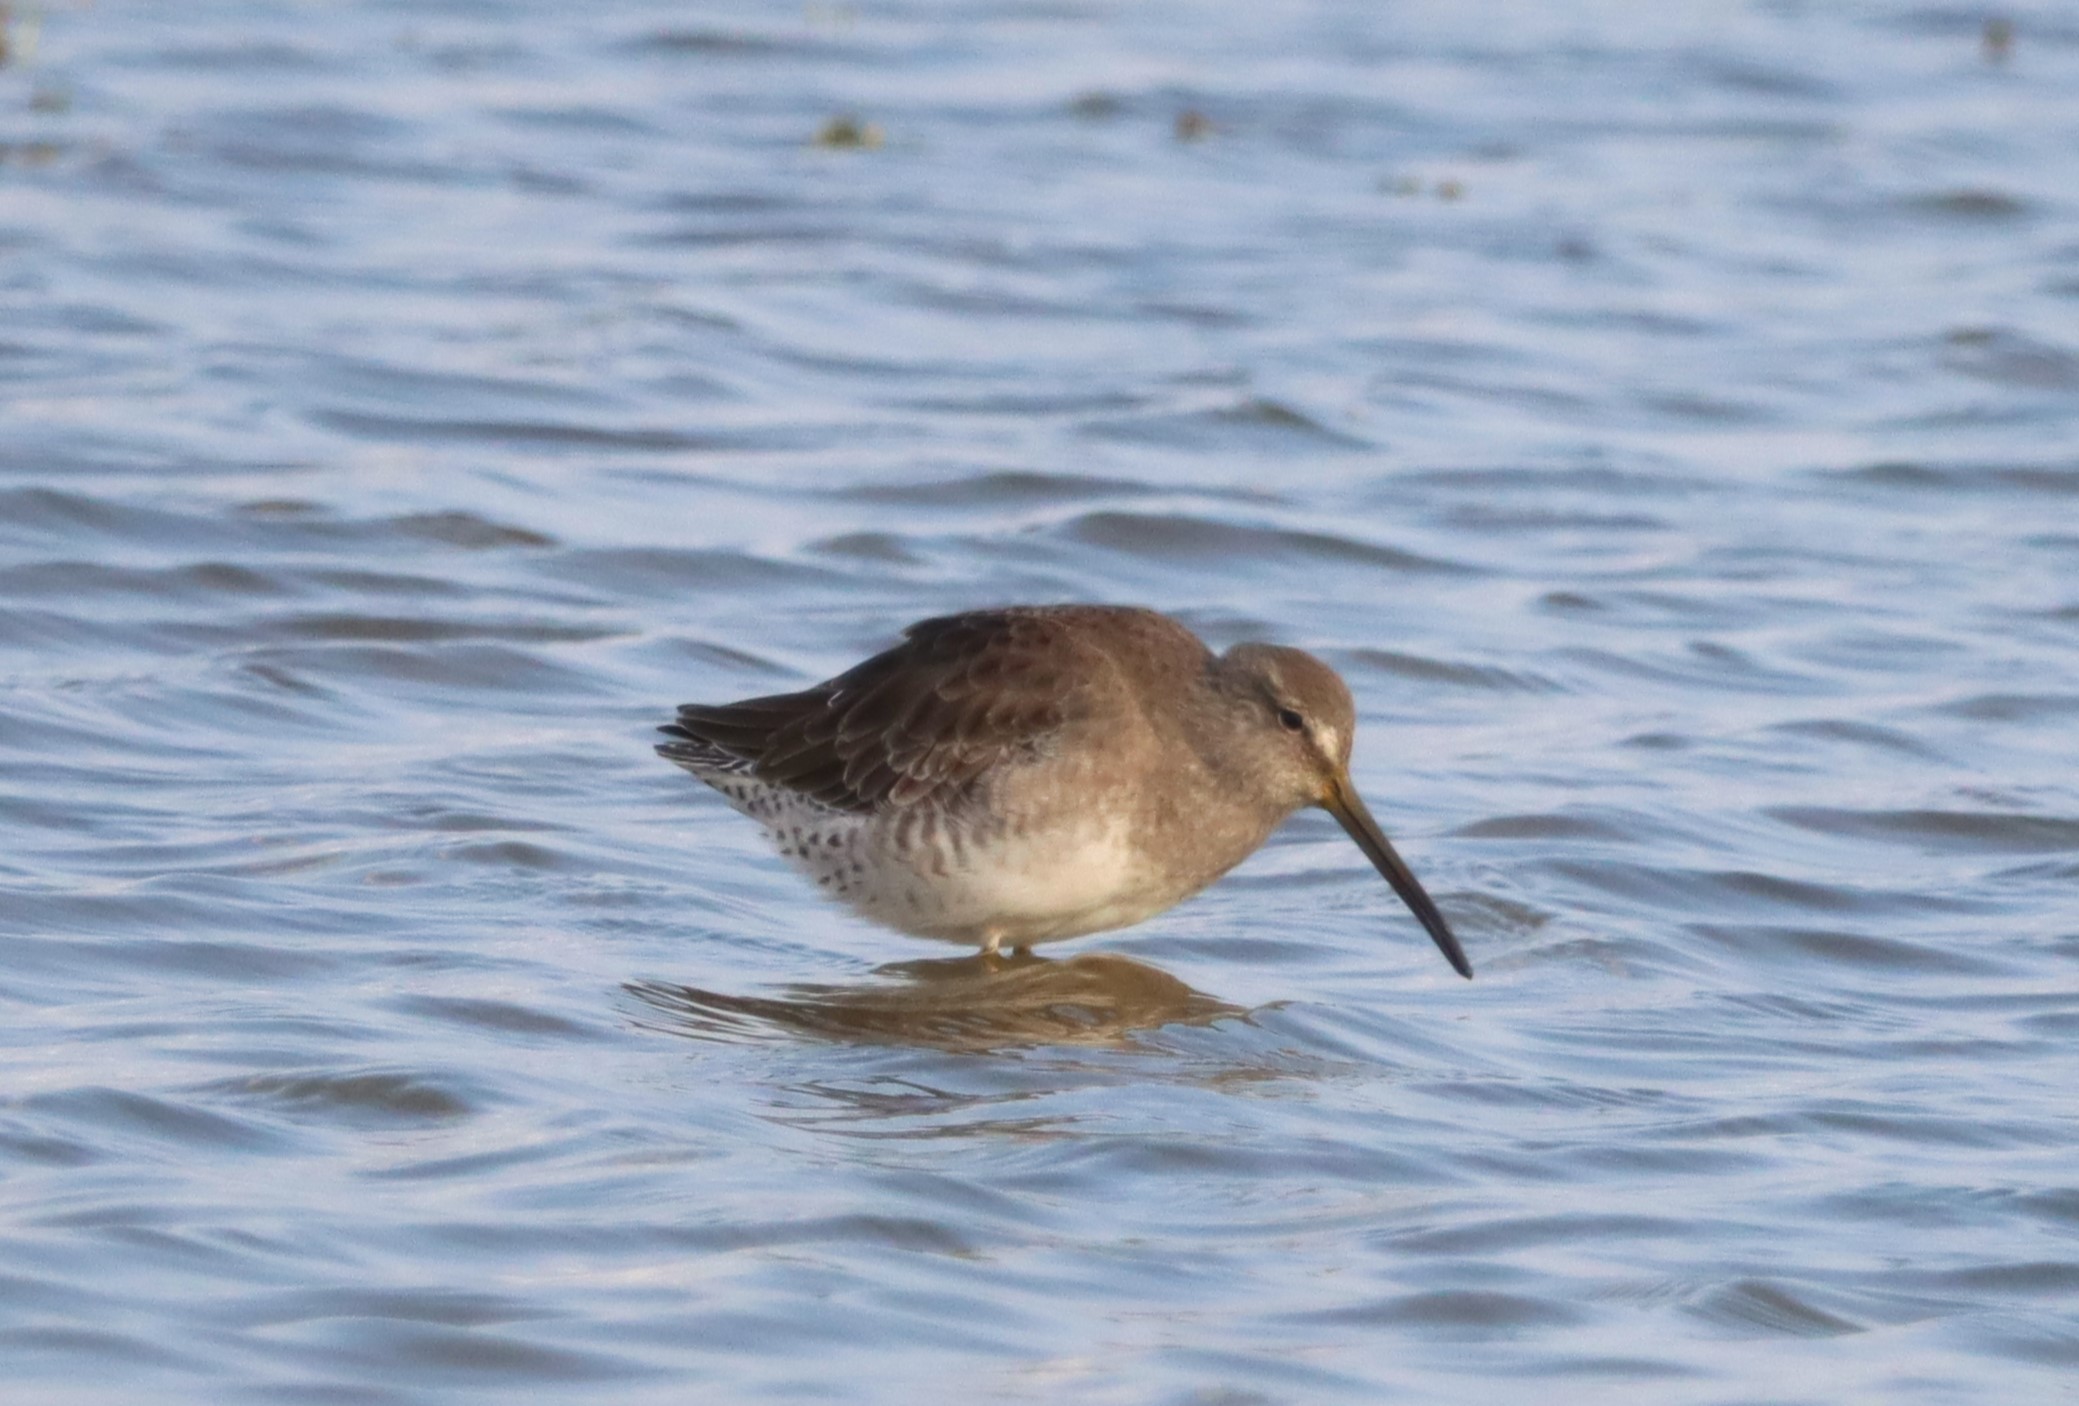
(1277, 707, 1305, 733)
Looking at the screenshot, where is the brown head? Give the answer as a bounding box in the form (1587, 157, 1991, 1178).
(1216, 643, 1473, 978)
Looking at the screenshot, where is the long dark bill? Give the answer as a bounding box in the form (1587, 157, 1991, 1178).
(1325, 779, 1473, 979)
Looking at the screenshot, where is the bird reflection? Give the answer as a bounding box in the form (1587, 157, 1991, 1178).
(626, 950, 1241, 1053)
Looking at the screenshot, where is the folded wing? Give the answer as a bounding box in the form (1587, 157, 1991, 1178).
(659, 608, 1105, 813)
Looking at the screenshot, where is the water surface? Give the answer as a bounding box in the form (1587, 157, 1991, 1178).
(3, 1, 2077, 1401)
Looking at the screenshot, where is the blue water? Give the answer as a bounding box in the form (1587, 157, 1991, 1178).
(3, 2, 2077, 1401)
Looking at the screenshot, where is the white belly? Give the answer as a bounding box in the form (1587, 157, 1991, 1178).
(705, 768, 1190, 948)
(870, 818, 1168, 946)
(769, 806, 1167, 946)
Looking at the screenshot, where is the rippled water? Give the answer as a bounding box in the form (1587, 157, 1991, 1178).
(4, 1, 2078, 1400)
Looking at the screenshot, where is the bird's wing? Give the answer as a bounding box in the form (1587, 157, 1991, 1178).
(659, 608, 1115, 813)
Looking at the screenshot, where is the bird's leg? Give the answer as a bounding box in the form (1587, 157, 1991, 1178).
(978, 929, 1015, 973)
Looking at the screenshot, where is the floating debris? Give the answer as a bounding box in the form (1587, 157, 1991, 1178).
(1911, 187, 2027, 219)
(1983, 16, 2013, 64)
(0, 139, 63, 167)
(0, 1, 41, 67)
(813, 114, 882, 149)
(1173, 108, 1214, 142)
(1379, 174, 1466, 201)
(1069, 90, 1120, 120)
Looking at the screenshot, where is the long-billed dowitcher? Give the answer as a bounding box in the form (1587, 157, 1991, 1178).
(657, 605, 1471, 977)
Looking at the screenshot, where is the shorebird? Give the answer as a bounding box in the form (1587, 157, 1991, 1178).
(657, 605, 1471, 977)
